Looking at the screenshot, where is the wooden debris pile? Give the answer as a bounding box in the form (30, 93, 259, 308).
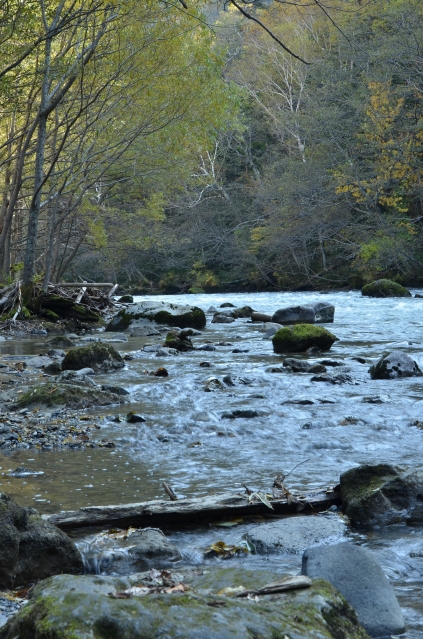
(0, 281, 119, 326)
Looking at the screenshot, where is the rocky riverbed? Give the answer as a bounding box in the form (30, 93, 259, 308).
(0, 289, 423, 636)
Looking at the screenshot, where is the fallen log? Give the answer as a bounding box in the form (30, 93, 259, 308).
(46, 486, 341, 531)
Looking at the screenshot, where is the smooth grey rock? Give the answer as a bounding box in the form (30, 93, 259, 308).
(206, 305, 218, 314)
(211, 314, 235, 324)
(196, 343, 216, 351)
(26, 356, 53, 368)
(301, 542, 405, 637)
(272, 305, 315, 325)
(283, 358, 312, 372)
(259, 322, 282, 338)
(130, 326, 160, 336)
(101, 385, 129, 396)
(245, 515, 346, 554)
(251, 312, 273, 322)
(57, 370, 98, 387)
(143, 344, 160, 352)
(340, 463, 423, 526)
(155, 347, 178, 357)
(128, 529, 182, 565)
(310, 302, 335, 323)
(369, 350, 422, 379)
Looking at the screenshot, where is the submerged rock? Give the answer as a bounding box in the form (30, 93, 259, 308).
(283, 358, 326, 373)
(106, 301, 206, 331)
(302, 542, 405, 638)
(369, 350, 422, 379)
(361, 278, 411, 297)
(61, 342, 124, 372)
(0, 568, 369, 639)
(245, 515, 347, 554)
(272, 324, 337, 353)
(0, 492, 82, 588)
(340, 463, 423, 526)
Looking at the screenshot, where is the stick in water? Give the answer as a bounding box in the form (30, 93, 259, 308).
(162, 482, 178, 501)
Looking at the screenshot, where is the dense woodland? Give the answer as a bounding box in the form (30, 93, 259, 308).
(0, 0, 422, 297)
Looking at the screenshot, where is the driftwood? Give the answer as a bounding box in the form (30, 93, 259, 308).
(46, 487, 341, 532)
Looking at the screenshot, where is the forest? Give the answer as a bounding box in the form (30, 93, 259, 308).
(0, 0, 422, 298)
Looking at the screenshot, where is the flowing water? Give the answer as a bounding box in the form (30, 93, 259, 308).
(2, 290, 423, 636)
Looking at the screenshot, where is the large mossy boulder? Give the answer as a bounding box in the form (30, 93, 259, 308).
(369, 350, 422, 379)
(340, 463, 423, 526)
(0, 493, 82, 588)
(15, 382, 124, 409)
(0, 569, 369, 639)
(61, 342, 124, 372)
(106, 301, 206, 331)
(272, 324, 337, 353)
(361, 279, 411, 298)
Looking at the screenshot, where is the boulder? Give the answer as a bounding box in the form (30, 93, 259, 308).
(57, 370, 98, 387)
(245, 515, 347, 554)
(340, 463, 423, 526)
(283, 358, 326, 373)
(272, 302, 334, 325)
(105, 301, 206, 331)
(43, 361, 62, 374)
(362, 278, 411, 297)
(212, 314, 235, 324)
(15, 383, 123, 409)
(25, 356, 53, 368)
(101, 385, 129, 396)
(130, 326, 160, 336)
(251, 312, 273, 322)
(118, 294, 134, 303)
(164, 330, 194, 352)
(232, 305, 255, 318)
(0, 568, 369, 639)
(0, 493, 82, 588)
(302, 542, 405, 637)
(46, 335, 75, 348)
(369, 350, 422, 379)
(273, 304, 315, 325)
(272, 324, 337, 353)
(220, 302, 236, 307)
(61, 343, 124, 372)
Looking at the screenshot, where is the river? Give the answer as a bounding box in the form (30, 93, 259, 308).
(1, 290, 423, 636)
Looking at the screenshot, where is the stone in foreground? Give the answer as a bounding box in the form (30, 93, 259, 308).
(340, 463, 423, 526)
(0, 493, 82, 588)
(272, 324, 337, 353)
(302, 542, 405, 638)
(245, 514, 347, 554)
(369, 350, 422, 379)
(61, 342, 124, 372)
(106, 301, 206, 331)
(0, 568, 369, 639)
(361, 278, 411, 297)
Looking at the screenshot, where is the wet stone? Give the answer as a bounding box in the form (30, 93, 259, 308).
(245, 515, 347, 554)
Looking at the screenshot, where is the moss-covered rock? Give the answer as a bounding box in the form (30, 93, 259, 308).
(118, 294, 134, 303)
(106, 301, 206, 331)
(46, 335, 75, 348)
(188, 287, 205, 294)
(340, 463, 423, 525)
(164, 330, 194, 351)
(0, 570, 369, 639)
(272, 324, 337, 353)
(15, 383, 123, 409)
(361, 279, 411, 298)
(0, 493, 82, 588)
(61, 342, 124, 372)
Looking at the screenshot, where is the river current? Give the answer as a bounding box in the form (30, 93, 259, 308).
(1, 290, 423, 636)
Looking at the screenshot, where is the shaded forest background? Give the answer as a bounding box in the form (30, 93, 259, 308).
(1, 0, 422, 294)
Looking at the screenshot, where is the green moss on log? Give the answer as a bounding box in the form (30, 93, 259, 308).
(361, 279, 411, 298)
(272, 324, 337, 353)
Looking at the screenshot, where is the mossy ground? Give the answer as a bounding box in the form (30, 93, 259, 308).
(272, 324, 337, 353)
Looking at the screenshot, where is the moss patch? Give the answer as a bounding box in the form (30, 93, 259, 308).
(361, 279, 411, 298)
(16, 383, 122, 409)
(272, 324, 337, 353)
(61, 342, 124, 372)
